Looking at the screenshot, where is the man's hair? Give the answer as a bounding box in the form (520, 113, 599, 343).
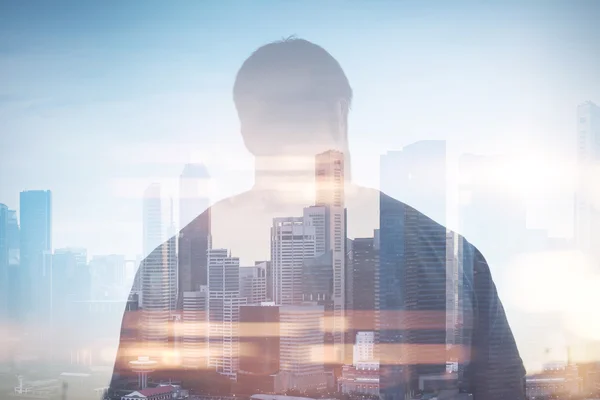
(233, 37, 353, 128)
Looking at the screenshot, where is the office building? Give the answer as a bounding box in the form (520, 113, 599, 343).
(575, 101, 600, 265)
(182, 286, 209, 369)
(238, 304, 281, 393)
(340, 361, 380, 396)
(19, 190, 52, 323)
(458, 153, 527, 263)
(89, 254, 126, 300)
(208, 248, 246, 378)
(271, 217, 316, 305)
(240, 265, 267, 304)
(315, 150, 347, 364)
(52, 248, 89, 320)
(178, 165, 212, 309)
(0, 204, 8, 325)
(348, 235, 379, 350)
(141, 184, 175, 349)
(5, 209, 19, 321)
(445, 232, 464, 372)
(278, 304, 327, 391)
(179, 163, 210, 230)
(353, 331, 376, 364)
(380, 141, 447, 225)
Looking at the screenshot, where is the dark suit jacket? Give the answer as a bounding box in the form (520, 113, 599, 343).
(110, 189, 526, 400)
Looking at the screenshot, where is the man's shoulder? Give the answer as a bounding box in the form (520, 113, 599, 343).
(355, 185, 482, 255)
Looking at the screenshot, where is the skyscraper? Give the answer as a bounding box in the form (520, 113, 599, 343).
(178, 165, 211, 309)
(89, 254, 127, 300)
(19, 190, 52, 323)
(380, 141, 447, 225)
(315, 149, 346, 364)
(278, 304, 327, 391)
(52, 248, 89, 322)
(458, 154, 527, 264)
(143, 183, 163, 258)
(141, 184, 175, 349)
(239, 265, 267, 305)
(6, 209, 20, 321)
(238, 304, 281, 393)
(179, 163, 210, 230)
(207, 248, 246, 378)
(575, 101, 600, 265)
(271, 217, 316, 305)
(0, 204, 9, 326)
(349, 235, 379, 344)
(182, 286, 209, 369)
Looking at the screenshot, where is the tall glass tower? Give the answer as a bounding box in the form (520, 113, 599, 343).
(19, 190, 52, 323)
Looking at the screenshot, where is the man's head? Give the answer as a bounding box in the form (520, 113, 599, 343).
(233, 37, 352, 156)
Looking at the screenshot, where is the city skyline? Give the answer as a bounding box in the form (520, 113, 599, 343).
(2, 2, 599, 258)
(2, 3, 600, 399)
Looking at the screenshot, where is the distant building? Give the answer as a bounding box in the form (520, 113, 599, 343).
(353, 331, 375, 365)
(208, 248, 246, 378)
(458, 153, 527, 263)
(182, 286, 209, 369)
(179, 163, 210, 230)
(315, 150, 347, 364)
(141, 184, 176, 349)
(277, 304, 327, 392)
(340, 361, 380, 396)
(19, 190, 52, 323)
(120, 385, 176, 400)
(0, 204, 9, 325)
(575, 101, 600, 265)
(240, 265, 267, 304)
(238, 304, 281, 394)
(271, 217, 316, 305)
(89, 254, 127, 300)
(380, 141, 447, 226)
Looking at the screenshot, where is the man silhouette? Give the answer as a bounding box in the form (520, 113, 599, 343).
(110, 38, 525, 400)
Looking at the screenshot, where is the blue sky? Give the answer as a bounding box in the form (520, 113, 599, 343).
(2, 1, 600, 369)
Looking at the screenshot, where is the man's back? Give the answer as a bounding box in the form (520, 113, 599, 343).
(110, 185, 525, 400)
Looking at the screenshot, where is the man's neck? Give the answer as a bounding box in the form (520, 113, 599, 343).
(251, 153, 356, 208)
(253, 154, 317, 206)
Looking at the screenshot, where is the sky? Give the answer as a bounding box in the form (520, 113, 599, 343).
(1, 0, 600, 371)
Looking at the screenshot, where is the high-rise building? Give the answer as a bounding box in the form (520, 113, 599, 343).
(575, 101, 600, 265)
(315, 150, 346, 364)
(208, 248, 246, 378)
(380, 141, 447, 225)
(402, 206, 449, 391)
(178, 165, 211, 309)
(271, 217, 316, 305)
(143, 183, 163, 257)
(52, 248, 89, 319)
(0, 204, 9, 326)
(445, 231, 464, 374)
(19, 190, 52, 323)
(238, 304, 281, 383)
(353, 331, 376, 364)
(179, 163, 210, 230)
(278, 304, 327, 391)
(141, 184, 175, 349)
(379, 194, 455, 399)
(256, 260, 273, 301)
(348, 235, 379, 350)
(239, 265, 267, 305)
(5, 209, 19, 322)
(458, 153, 527, 263)
(89, 254, 126, 300)
(182, 286, 209, 369)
